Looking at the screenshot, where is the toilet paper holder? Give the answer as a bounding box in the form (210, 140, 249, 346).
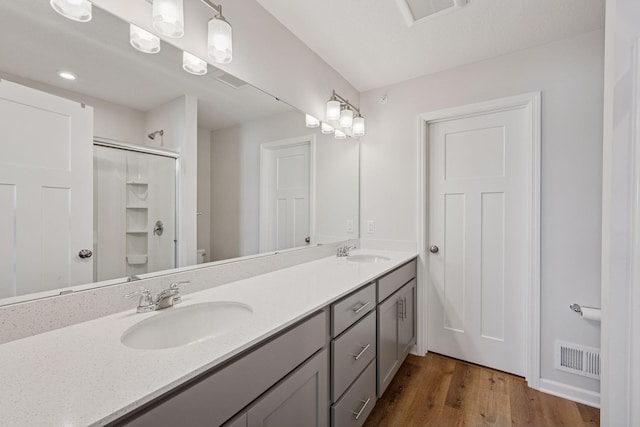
(569, 303, 583, 315)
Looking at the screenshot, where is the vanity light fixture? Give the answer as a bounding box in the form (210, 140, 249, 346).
(339, 107, 353, 129)
(130, 24, 161, 54)
(182, 51, 208, 75)
(352, 115, 365, 137)
(57, 70, 77, 80)
(321, 122, 334, 134)
(50, 0, 92, 22)
(334, 129, 347, 140)
(326, 90, 365, 138)
(326, 99, 341, 122)
(152, 0, 184, 38)
(202, 0, 233, 64)
(305, 114, 320, 128)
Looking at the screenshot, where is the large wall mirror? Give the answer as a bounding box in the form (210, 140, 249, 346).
(0, 0, 360, 306)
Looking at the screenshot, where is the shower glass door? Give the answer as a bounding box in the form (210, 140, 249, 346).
(94, 144, 177, 282)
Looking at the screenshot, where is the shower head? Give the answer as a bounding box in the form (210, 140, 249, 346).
(147, 130, 164, 140)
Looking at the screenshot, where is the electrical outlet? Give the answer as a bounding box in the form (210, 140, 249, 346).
(366, 220, 375, 234)
(346, 219, 354, 233)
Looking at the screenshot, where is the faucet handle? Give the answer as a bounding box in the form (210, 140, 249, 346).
(124, 289, 156, 313)
(169, 281, 190, 304)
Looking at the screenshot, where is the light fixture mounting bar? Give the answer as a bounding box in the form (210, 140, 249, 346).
(201, 0, 224, 18)
(331, 90, 362, 116)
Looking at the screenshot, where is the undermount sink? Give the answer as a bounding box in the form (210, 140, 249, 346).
(346, 254, 391, 263)
(121, 301, 253, 350)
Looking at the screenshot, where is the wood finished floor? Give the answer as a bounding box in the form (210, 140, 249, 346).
(363, 353, 600, 427)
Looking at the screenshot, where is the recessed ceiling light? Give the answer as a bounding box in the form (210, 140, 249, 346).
(57, 70, 77, 81)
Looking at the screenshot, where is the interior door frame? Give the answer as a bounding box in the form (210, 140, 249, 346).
(417, 92, 541, 389)
(259, 135, 316, 253)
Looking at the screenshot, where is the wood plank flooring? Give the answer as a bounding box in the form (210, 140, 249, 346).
(364, 353, 600, 427)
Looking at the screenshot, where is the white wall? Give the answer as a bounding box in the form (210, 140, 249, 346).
(91, 0, 358, 123)
(197, 128, 212, 263)
(210, 109, 359, 261)
(601, 0, 640, 424)
(360, 30, 604, 395)
(145, 95, 198, 267)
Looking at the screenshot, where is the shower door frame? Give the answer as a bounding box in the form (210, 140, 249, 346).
(93, 137, 180, 270)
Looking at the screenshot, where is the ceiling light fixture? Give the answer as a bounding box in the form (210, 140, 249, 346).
(152, 0, 184, 38)
(325, 90, 365, 138)
(50, 0, 92, 22)
(57, 70, 77, 81)
(305, 114, 320, 128)
(202, 0, 233, 64)
(130, 24, 161, 54)
(321, 122, 334, 134)
(182, 52, 208, 75)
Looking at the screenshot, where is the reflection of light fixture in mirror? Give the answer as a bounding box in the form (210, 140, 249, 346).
(57, 70, 77, 81)
(152, 0, 184, 38)
(326, 99, 341, 121)
(203, 1, 233, 64)
(352, 115, 365, 137)
(334, 129, 347, 140)
(321, 122, 334, 134)
(182, 52, 208, 75)
(50, 0, 92, 22)
(130, 25, 161, 54)
(339, 107, 353, 129)
(305, 114, 320, 128)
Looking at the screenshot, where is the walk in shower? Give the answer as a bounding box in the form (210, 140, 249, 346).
(93, 140, 178, 282)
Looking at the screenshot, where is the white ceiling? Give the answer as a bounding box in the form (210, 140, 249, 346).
(256, 0, 605, 92)
(0, 0, 292, 132)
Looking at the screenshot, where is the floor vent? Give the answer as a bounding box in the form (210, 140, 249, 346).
(554, 341, 600, 379)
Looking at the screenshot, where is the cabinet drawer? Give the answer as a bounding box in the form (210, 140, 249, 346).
(331, 310, 376, 401)
(377, 259, 416, 303)
(118, 311, 327, 427)
(332, 360, 377, 427)
(332, 283, 375, 337)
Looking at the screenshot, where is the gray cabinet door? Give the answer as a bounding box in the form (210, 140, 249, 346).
(398, 279, 417, 359)
(376, 293, 400, 397)
(247, 349, 329, 427)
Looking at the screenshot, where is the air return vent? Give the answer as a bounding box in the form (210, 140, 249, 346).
(396, 0, 469, 27)
(554, 341, 600, 379)
(215, 72, 248, 89)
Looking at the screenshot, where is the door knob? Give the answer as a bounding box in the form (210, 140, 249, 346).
(78, 249, 93, 259)
(305, 236, 310, 243)
(429, 245, 439, 254)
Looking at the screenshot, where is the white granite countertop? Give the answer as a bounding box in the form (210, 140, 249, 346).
(0, 249, 416, 427)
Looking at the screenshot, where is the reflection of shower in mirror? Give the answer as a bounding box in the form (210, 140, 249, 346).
(147, 129, 164, 140)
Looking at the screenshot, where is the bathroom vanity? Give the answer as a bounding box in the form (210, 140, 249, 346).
(0, 251, 417, 427)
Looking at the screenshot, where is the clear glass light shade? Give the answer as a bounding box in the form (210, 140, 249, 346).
(50, 0, 92, 22)
(326, 100, 341, 121)
(352, 116, 365, 137)
(182, 52, 207, 75)
(334, 129, 347, 140)
(208, 17, 233, 64)
(152, 0, 184, 38)
(339, 108, 354, 129)
(130, 25, 161, 54)
(305, 114, 320, 128)
(321, 122, 334, 134)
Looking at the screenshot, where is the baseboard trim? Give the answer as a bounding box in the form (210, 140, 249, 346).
(538, 378, 600, 408)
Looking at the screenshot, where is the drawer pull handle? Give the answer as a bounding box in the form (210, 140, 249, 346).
(353, 301, 371, 314)
(352, 343, 371, 360)
(352, 397, 371, 420)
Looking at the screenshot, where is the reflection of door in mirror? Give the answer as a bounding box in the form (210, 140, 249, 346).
(259, 136, 313, 253)
(0, 80, 93, 299)
(94, 144, 177, 282)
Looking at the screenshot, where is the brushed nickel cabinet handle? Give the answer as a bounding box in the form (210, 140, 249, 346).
(352, 397, 371, 420)
(351, 343, 371, 361)
(352, 301, 371, 314)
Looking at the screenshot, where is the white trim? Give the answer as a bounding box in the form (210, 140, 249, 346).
(259, 135, 316, 253)
(539, 379, 600, 409)
(417, 92, 542, 387)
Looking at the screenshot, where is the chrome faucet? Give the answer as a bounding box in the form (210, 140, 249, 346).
(124, 281, 190, 313)
(337, 245, 356, 257)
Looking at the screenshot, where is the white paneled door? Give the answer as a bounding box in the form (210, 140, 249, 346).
(0, 80, 93, 298)
(260, 139, 311, 252)
(427, 106, 529, 376)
